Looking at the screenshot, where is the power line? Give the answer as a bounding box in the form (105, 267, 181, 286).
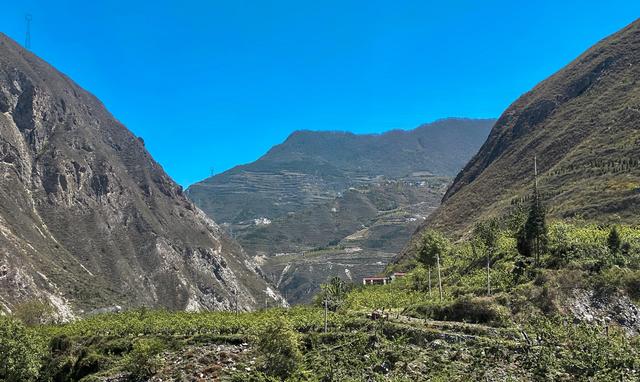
(25, 14, 32, 49)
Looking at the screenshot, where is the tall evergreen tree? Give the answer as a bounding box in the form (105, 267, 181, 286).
(516, 159, 548, 267)
(607, 226, 622, 254)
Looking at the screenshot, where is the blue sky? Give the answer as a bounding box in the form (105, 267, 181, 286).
(2, 1, 639, 186)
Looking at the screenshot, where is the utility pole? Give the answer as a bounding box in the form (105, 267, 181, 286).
(428, 267, 432, 297)
(486, 251, 491, 296)
(25, 14, 32, 49)
(323, 297, 328, 333)
(233, 288, 238, 315)
(436, 255, 443, 302)
(533, 155, 541, 266)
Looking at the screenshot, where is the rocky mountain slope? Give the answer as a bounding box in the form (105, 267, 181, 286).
(187, 119, 493, 303)
(400, 19, 640, 260)
(0, 33, 283, 317)
(254, 174, 451, 303)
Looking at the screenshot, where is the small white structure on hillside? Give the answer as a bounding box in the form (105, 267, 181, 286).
(362, 272, 406, 286)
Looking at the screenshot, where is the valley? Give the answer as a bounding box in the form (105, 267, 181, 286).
(232, 174, 451, 303)
(2, 6, 640, 382)
(188, 122, 493, 303)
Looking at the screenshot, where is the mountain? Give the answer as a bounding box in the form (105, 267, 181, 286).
(0, 33, 283, 317)
(400, 19, 640, 260)
(187, 119, 494, 303)
(188, 119, 494, 224)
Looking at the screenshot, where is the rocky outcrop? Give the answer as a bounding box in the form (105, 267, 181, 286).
(567, 289, 640, 336)
(0, 33, 284, 316)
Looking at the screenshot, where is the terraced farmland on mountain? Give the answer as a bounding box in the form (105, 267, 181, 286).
(188, 120, 493, 302)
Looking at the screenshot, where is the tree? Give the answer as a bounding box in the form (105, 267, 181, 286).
(410, 266, 429, 292)
(517, 184, 548, 267)
(607, 226, 622, 254)
(318, 276, 350, 311)
(326, 276, 347, 301)
(473, 219, 499, 295)
(417, 230, 450, 301)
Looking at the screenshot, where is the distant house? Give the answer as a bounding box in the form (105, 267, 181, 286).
(362, 276, 389, 285)
(362, 272, 406, 285)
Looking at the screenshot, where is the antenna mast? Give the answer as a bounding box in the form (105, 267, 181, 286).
(25, 14, 32, 49)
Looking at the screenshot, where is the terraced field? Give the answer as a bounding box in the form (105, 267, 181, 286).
(241, 175, 450, 303)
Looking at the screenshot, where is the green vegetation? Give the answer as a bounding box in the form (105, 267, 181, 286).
(516, 182, 548, 267)
(0, 316, 44, 382)
(416, 229, 449, 300)
(124, 338, 165, 380)
(254, 318, 303, 379)
(4, 189, 640, 381)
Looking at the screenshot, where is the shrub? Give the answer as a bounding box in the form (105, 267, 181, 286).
(521, 317, 640, 380)
(408, 296, 509, 326)
(123, 338, 165, 380)
(593, 267, 640, 301)
(73, 349, 109, 380)
(255, 317, 302, 379)
(0, 315, 44, 381)
(409, 266, 430, 292)
(12, 299, 56, 326)
(341, 284, 431, 311)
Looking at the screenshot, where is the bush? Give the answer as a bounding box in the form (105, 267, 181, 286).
(255, 318, 302, 379)
(521, 317, 640, 380)
(73, 349, 109, 380)
(407, 296, 509, 326)
(0, 315, 44, 381)
(546, 223, 640, 270)
(12, 299, 56, 326)
(123, 338, 165, 380)
(594, 267, 640, 301)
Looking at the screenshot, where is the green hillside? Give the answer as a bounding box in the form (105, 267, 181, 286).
(5, 222, 640, 381)
(408, 19, 640, 244)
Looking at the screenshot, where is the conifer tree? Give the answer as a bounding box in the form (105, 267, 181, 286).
(516, 157, 548, 267)
(517, 187, 548, 266)
(607, 226, 622, 254)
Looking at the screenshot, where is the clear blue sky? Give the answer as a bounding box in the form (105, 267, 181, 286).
(2, 1, 639, 186)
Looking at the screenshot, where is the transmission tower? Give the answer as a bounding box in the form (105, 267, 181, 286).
(25, 14, 32, 49)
